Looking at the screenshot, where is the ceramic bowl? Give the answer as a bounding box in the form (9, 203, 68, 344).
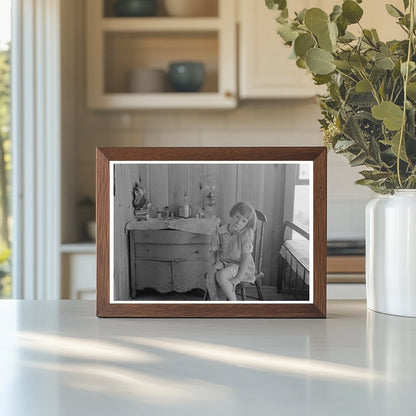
(168, 62, 205, 92)
(114, 0, 158, 17)
(86, 221, 96, 241)
(128, 68, 167, 93)
(164, 0, 217, 17)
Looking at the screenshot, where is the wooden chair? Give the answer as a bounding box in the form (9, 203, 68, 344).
(235, 210, 267, 301)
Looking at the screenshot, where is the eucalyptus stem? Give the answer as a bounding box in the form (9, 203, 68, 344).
(359, 69, 381, 104)
(397, 0, 415, 188)
(334, 68, 358, 84)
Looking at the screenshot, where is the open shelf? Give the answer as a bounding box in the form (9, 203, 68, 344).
(103, 0, 219, 18)
(61, 243, 96, 254)
(86, 0, 236, 109)
(101, 17, 221, 31)
(104, 31, 218, 94)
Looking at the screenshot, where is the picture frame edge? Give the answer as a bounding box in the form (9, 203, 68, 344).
(95, 146, 327, 318)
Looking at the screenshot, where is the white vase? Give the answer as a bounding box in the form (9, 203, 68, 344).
(366, 190, 416, 317)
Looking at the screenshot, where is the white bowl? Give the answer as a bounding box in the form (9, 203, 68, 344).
(128, 68, 167, 93)
(86, 221, 96, 241)
(164, 0, 217, 17)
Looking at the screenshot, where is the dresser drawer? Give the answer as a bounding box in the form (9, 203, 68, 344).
(135, 244, 210, 260)
(172, 260, 208, 292)
(131, 230, 211, 245)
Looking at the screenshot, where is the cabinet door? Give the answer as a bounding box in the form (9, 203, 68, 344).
(86, 0, 237, 109)
(239, 0, 326, 99)
(61, 253, 96, 300)
(239, 0, 404, 99)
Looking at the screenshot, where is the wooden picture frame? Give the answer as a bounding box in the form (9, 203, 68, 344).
(96, 147, 327, 318)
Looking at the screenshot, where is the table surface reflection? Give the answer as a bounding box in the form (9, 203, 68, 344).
(0, 300, 415, 416)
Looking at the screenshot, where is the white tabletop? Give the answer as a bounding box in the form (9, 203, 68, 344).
(0, 300, 415, 416)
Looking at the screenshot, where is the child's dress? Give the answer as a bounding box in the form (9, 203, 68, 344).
(211, 224, 256, 283)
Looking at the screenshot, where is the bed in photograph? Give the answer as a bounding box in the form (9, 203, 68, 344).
(277, 221, 310, 300)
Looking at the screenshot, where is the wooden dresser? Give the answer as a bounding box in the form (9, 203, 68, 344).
(128, 229, 212, 298)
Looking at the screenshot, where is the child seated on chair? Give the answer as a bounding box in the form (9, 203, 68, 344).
(206, 201, 257, 301)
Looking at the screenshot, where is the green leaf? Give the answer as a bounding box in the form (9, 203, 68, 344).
(304, 8, 329, 35)
(313, 74, 332, 85)
(360, 170, 391, 181)
(296, 57, 308, 69)
(375, 55, 395, 70)
(276, 14, 287, 24)
(306, 48, 335, 75)
(350, 152, 368, 167)
(371, 29, 380, 42)
(330, 5, 342, 22)
(382, 132, 409, 162)
(343, 114, 367, 147)
(266, 0, 287, 11)
(355, 178, 377, 186)
(328, 21, 338, 44)
(348, 92, 377, 107)
(385, 4, 404, 18)
(369, 136, 382, 163)
(372, 101, 404, 131)
(277, 23, 299, 43)
(407, 109, 416, 137)
(336, 15, 348, 36)
(333, 60, 353, 70)
(401, 61, 416, 76)
(403, 0, 410, 10)
(378, 77, 386, 100)
(356, 79, 372, 92)
(407, 82, 416, 99)
(363, 29, 376, 46)
(399, 14, 411, 29)
(318, 27, 334, 52)
(370, 67, 385, 84)
(350, 54, 368, 70)
(334, 140, 355, 151)
(342, 0, 364, 24)
(296, 8, 307, 23)
(294, 33, 316, 58)
(339, 31, 356, 43)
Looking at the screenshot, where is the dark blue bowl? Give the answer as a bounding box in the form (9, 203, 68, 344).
(168, 62, 205, 92)
(114, 0, 157, 17)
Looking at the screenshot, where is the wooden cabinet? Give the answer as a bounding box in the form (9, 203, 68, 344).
(86, 0, 237, 109)
(238, 0, 404, 99)
(128, 229, 211, 297)
(61, 245, 97, 300)
(327, 255, 365, 283)
(238, 0, 325, 99)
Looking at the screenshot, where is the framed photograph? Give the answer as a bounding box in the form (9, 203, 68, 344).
(96, 147, 327, 318)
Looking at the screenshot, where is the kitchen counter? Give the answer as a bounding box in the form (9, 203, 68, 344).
(0, 300, 415, 415)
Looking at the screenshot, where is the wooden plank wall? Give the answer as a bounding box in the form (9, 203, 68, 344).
(113, 163, 295, 300)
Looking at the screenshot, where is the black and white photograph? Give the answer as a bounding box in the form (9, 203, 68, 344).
(110, 162, 312, 303)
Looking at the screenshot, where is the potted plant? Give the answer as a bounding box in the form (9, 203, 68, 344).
(266, 0, 416, 316)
